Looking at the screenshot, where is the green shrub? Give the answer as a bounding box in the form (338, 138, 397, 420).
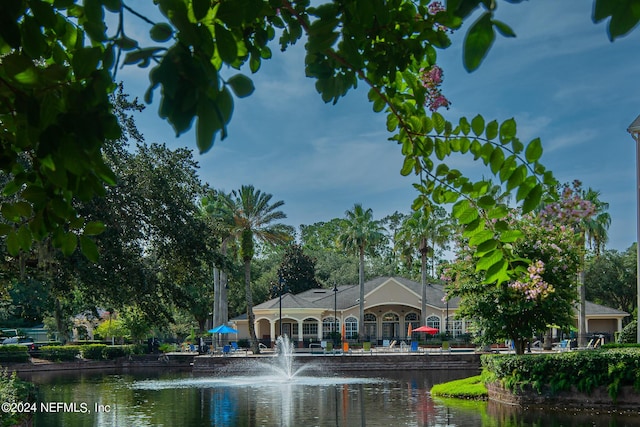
(481, 348, 640, 401)
(103, 345, 130, 359)
(39, 345, 81, 361)
(81, 344, 108, 360)
(158, 343, 178, 353)
(0, 368, 36, 427)
(618, 321, 638, 344)
(0, 345, 30, 363)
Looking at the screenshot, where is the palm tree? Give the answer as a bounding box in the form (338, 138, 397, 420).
(397, 205, 451, 326)
(577, 187, 610, 347)
(228, 185, 293, 353)
(338, 204, 386, 341)
(581, 188, 611, 257)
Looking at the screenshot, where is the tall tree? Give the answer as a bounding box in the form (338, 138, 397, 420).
(539, 181, 607, 347)
(338, 204, 386, 341)
(585, 245, 637, 317)
(445, 211, 581, 355)
(226, 185, 293, 353)
(397, 205, 451, 326)
(277, 244, 320, 295)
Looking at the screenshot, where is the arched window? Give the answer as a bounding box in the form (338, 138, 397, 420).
(404, 312, 420, 337)
(363, 313, 377, 341)
(344, 317, 358, 339)
(426, 315, 440, 332)
(322, 317, 339, 339)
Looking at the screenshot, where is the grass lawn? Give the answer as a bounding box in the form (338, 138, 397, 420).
(430, 375, 488, 400)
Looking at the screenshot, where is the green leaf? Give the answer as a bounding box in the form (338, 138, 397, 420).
(215, 24, 237, 64)
(150, 23, 174, 42)
(463, 12, 495, 72)
(485, 120, 498, 140)
(477, 195, 495, 209)
(499, 118, 516, 144)
(452, 199, 470, 219)
(506, 164, 526, 192)
(459, 206, 479, 225)
(433, 112, 446, 134)
(469, 229, 494, 246)
(401, 157, 415, 176)
(489, 147, 504, 174)
(80, 236, 99, 262)
(192, 0, 210, 21)
(499, 229, 524, 243)
(484, 258, 509, 285)
(60, 232, 77, 256)
(476, 249, 502, 272)
(522, 184, 543, 214)
(227, 74, 255, 98)
(71, 47, 102, 79)
(471, 114, 484, 136)
(459, 117, 470, 135)
(525, 138, 543, 162)
(6, 231, 20, 256)
(84, 221, 105, 236)
(492, 19, 516, 38)
(487, 205, 508, 220)
(196, 99, 221, 153)
(17, 225, 32, 251)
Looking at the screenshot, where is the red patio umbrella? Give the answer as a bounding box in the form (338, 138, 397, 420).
(413, 325, 439, 335)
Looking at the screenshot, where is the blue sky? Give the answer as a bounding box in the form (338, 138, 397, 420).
(119, 1, 640, 252)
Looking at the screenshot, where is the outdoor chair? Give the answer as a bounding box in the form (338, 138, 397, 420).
(231, 342, 239, 352)
(222, 345, 231, 356)
(388, 340, 397, 351)
(440, 341, 450, 353)
(410, 341, 419, 352)
(556, 339, 570, 352)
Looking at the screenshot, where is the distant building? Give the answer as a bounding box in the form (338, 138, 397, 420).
(233, 277, 628, 346)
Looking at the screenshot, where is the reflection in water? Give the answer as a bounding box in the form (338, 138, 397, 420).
(25, 369, 640, 427)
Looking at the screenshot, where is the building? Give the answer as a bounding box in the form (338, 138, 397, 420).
(233, 276, 629, 346)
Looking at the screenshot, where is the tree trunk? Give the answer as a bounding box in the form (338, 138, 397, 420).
(513, 337, 526, 355)
(245, 259, 259, 354)
(578, 268, 587, 347)
(54, 297, 68, 344)
(578, 233, 587, 348)
(358, 247, 365, 342)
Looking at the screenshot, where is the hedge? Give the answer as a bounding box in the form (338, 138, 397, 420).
(81, 344, 108, 360)
(0, 345, 30, 363)
(481, 348, 640, 401)
(39, 345, 82, 361)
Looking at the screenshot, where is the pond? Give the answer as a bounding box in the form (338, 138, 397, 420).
(22, 367, 640, 427)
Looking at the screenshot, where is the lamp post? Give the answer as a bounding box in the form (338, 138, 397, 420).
(278, 276, 286, 337)
(333, 284, 338, 346)
(628, 114, 640, 344)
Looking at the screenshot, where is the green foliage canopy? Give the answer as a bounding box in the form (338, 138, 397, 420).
(2, 0, 635, 286)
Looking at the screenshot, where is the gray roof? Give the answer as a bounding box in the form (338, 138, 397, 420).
(253, 276, 457, 311)
(251, 276, 629, 318)
(581, 301, 628, 317)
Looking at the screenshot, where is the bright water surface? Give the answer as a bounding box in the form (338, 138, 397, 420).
(23, 368, 640, 427)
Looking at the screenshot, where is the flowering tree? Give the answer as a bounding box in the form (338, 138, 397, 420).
(443, 211, 581, 355)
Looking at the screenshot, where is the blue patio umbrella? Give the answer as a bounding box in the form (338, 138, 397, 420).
(208, 324, 238, 334)
(208, 324, 238, 350)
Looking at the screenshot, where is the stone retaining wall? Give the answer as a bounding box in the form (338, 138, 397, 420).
(487, 381, 640, 409)
(192, 353, 482, 373)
